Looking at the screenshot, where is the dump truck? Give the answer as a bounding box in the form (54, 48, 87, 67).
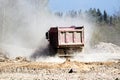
(46, 26, 84, 57)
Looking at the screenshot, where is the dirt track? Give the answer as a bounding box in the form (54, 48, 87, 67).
(0, 58, 120, 80)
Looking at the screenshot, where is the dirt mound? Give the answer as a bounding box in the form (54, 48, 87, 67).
(94, 42, 120, 53)
(73, 42, 120, 62)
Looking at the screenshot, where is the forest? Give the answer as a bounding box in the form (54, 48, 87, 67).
(54, 8, 120, 46)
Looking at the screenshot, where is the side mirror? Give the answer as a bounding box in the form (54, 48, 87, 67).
(46, 32, 49, 39)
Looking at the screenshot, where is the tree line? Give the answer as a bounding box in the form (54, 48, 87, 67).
(54, 8, 120, 45)
(54, 8, 120, 27)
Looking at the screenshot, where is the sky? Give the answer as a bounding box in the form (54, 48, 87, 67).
(48, 0, 120, 15)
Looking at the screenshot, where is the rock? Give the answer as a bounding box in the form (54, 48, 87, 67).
(68, 68, 77, 73)
(15, 56, 29, 62)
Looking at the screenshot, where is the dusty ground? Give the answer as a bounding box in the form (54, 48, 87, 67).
(0, 57, 120, 80)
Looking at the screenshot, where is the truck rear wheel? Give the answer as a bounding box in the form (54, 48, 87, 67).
(48, 45, 57, 56)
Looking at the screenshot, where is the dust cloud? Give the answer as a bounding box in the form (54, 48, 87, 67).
(0, 0, 120, 62)
(73, 42, 120, 62)
(0, 0, 50, 58)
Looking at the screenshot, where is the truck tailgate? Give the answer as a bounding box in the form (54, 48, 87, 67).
(58, 27, 84, 46)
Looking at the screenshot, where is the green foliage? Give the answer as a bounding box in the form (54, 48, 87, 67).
(55, 8, 119, 25)
(54, 8, 120, 45)
(103, 10, 108, 23)
(97, 9, 102, 22)
(55, 12, 63, 17)
(54, 8, 120, 30)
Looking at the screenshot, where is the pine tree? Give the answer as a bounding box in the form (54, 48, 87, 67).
(92, 8, 97, 17)
(109, 16, 113, 25)
(103, 10, 108, 23)
(55, 12, 63, 17)
(97, 9, 102, 22)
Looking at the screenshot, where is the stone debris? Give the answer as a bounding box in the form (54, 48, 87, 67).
(68, 68, 77, 73)
(15, 56, 29, 62)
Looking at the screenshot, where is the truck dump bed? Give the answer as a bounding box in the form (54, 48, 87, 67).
(46, 26, 84, 56)
(58, 27, 84, 47)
